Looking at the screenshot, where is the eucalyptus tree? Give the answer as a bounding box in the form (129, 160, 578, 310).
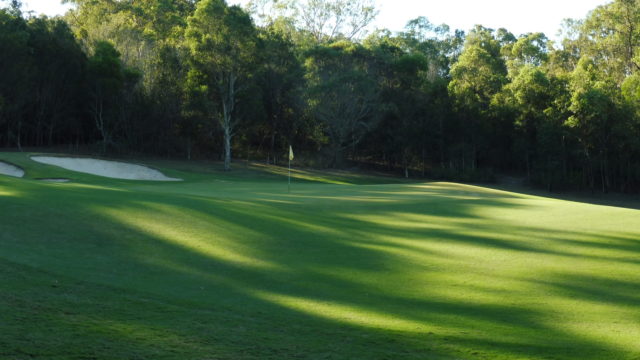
(87, 41, 140, 153)
(621, 73, 640, 191)
(27, 17, 87, 146)
(388, 53, 431, 177)
(304, 41, 380, 167)
(64, 0, 196, 153)
(448, 26, 507, 170)
(64, 0, 192, 63)
(498, 33, 552, 181)
(398, 17, 465, 77)
(396, 18, 464, 172)
(499, 65, 552, 181)
(556, 0, 640, 191)
(567, 57, 626, 192)
(0, 6, 32, 149)
(508, 32, 549, 68)
(247, 0, 378, 43)
(185, 0, 259, 170)
(256, 26, 305, 164)
(299, 0, 377, 42)
(581, 0, 640, 84)
(365, 29, 442, 176)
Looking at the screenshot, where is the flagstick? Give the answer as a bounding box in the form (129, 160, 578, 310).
(288, 157, 291, 194)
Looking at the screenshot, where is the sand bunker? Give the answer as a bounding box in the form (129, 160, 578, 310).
(38, 178, 71, 183)
(31, 156, 181, 181)
(0, 161, 25, 178)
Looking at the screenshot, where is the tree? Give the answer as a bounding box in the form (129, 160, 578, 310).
(304, 41, 379, 166)
(399, 17, 465, 74)
(256, 26, 304, 164)
(385, 52, 430, 177)
(508, 32, 549, 67)
(498, 33, 552, 182)
(448, 26, 507, 170)
(581, 0, 640, 84)
(27, 17, 87, 146)
(247, 0, 378, 43)
(621, 73, 640, 191)
(64, 0, 197, 154)
(0, 7, 32, 149)
(567, 58, 625, 192)
(0, 0, 638, 193)
(87, 41, 140, 153)
(500, 65, 552, 181)
(185, 0, 258, 170)
(299, 0, 377, 42)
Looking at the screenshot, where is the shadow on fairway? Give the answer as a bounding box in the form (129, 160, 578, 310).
(1, 177, 639, 359)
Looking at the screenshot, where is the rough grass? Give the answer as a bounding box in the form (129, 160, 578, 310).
(1, 152, 639, 360)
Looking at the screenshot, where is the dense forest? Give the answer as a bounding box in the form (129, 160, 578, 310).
(1, 0, 640, 192)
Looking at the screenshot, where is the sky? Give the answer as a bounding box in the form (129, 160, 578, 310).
(20, 0, 73, 16)
(22, 0, 612, 39)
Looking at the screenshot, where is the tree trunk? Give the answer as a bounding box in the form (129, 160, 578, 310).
(221, 104, 233, 170)
(269, 130, 276, 165)
(220, 73, 237, 171)
(462, 141, 466, 171)
(562, 135, 567, 179)
(333, 144, 344, 168)
(223, 125, 232, 171)
(587, 154, 595, 194)
(246, 143, 250, 167)
(439, 116, 445, 168)
(48, 117, 55, 146)
(471, 143, 477, 171)
(93, 93, 108, 154)
(16, 119, 22, 152)
(5, 118, 9, 147)
(526, 151, 531, 184)
(604, 148, 610, 191)
(422, 146, 426, 177)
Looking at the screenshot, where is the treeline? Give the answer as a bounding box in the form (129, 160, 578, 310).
(1, 0, 640, 192)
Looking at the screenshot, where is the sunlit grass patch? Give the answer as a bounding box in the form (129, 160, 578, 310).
(0, 185, 20, 197)
(1, 152, 639, 360)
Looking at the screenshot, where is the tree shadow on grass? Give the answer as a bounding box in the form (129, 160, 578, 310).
(1, 179, 640, 359)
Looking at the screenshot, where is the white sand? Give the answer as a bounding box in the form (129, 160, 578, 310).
(31, 156, 181, 181)
(39, 178, 71, 183)
(0, 161, 25, 178)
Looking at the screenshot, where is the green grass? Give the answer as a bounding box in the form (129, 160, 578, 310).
(1, 151, 640, 360)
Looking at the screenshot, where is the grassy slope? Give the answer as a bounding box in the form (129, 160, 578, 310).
(1, 152, 639, 360)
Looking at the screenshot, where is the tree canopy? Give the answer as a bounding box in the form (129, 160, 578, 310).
(2, 0, 640, 192)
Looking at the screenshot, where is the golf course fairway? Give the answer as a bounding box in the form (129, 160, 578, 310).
(1, 152, 639, 360)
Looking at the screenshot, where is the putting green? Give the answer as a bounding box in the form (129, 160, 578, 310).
(1, 152, 639, 360)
